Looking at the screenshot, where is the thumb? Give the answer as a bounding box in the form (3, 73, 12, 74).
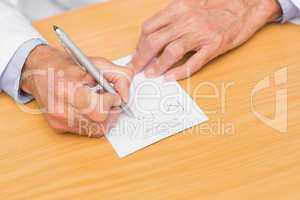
(113, 69, 133, 102)
(89, 57, 134, 102)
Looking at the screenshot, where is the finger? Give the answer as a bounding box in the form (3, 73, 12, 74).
(46, 95, 106, 138)
(45, 114, 76, 133)
(101, 107, 122, 134)
(78, 100, 122, 137)
(46, 109, 101, 137)
(85, 92, 121, 124)
(90, 57, 133, 84)
(82, 73, 97, 87)
(90, 57, 119, 70)
(113, 75, 131, 102)
(70, 85, 121, 122)
(132, 24, 181, 73)
(143, 57, 158, 75)
(90, 57, 126, 80)
(70, 109, 105, 138)
(164, 47, 212, 80)
(90, 57, 134, 102)
(144, 36, 192, 77)
(141, 8, 175, 35)
(76, 118, 105, 138)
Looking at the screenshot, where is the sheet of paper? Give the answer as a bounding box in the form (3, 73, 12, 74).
(105, 55, 208, 158)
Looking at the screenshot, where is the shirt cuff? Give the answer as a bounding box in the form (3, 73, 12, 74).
(0, 38, 47, 104)
(277, 0, 300, 23)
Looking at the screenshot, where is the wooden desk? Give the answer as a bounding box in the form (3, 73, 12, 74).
(1, 0, 300, 199)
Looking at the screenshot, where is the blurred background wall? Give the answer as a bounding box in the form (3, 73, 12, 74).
(4, 0, 109, 20)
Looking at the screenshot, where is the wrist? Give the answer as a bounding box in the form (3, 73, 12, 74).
(259, 0, 283, 23)
(21, 45, 56, 94)
(23, 45, 57, 70)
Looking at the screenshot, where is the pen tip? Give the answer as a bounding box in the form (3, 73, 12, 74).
(53, 25, 59, 31)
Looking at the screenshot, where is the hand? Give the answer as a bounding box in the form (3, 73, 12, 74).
(21, 45, 133, 137)
(132, 0, 282, 80)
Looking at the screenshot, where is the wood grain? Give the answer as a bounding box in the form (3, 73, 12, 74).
(1, 0, 300, 199)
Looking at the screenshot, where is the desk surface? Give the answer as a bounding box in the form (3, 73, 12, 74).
(1, 0, 300, 199)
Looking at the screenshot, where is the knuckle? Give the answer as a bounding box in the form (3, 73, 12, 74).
(123, 68, 134, 81)
(46, 113, 69, 132)
(89, 111, 109, 123)
(176, 0, 189, 11)
(47, 119, 63, 132)
(49, 112, 65, 121)
(118, 67, 134, 82)
(210, 33, 224, 49)
(145, 34, 161, 49)
(182, 67, 193, 78)
(142, 20, 151, 34)
(185, 13, 200, 26)
(166, 43, 184, 58)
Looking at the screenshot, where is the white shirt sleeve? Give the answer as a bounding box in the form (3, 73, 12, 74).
(277, 0, 300, 23)
(0, 39, 47, 103)
(0, 2, 46, 103)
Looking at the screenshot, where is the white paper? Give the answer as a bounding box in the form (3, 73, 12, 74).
(105, 55, 208, 158)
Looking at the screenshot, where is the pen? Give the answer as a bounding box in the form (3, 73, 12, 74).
(53, 25, 135, 118)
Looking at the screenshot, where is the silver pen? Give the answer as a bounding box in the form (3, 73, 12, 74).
(53, 25, 135, 118)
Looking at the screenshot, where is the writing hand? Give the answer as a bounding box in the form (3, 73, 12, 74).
(21, 45, 133, 137)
